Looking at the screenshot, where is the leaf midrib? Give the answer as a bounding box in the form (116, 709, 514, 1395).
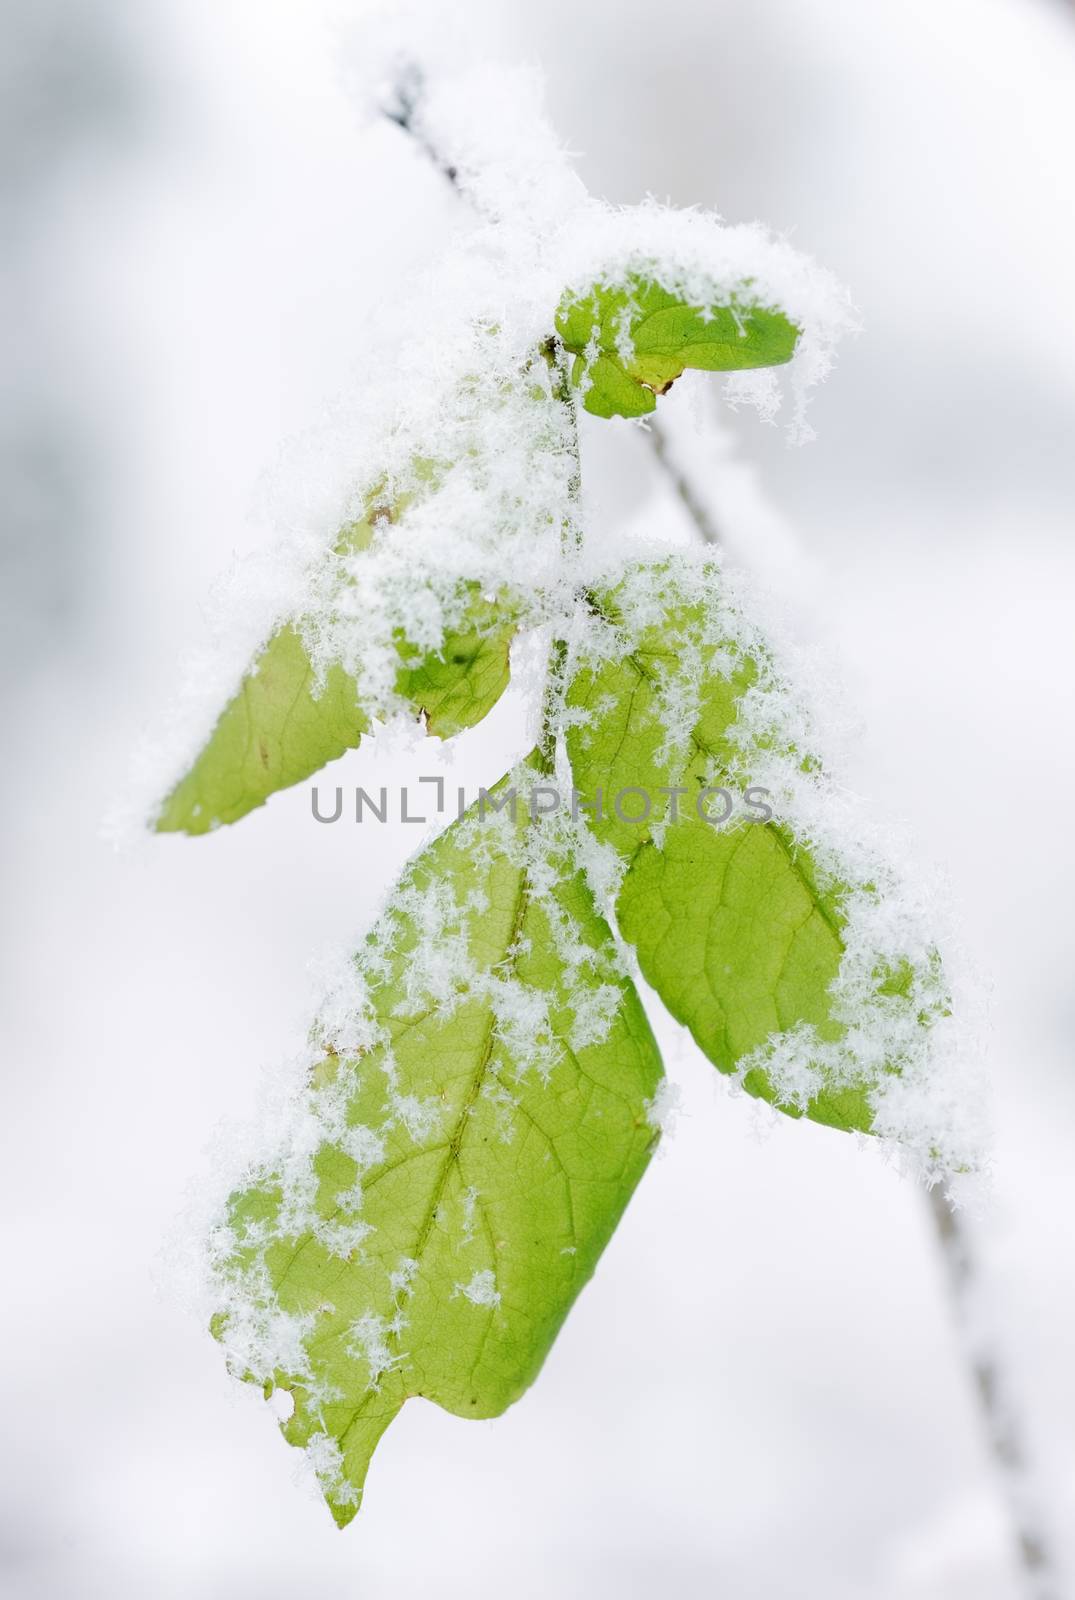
(409, 862, 531, 1265)
(333, 852, 534, 1448)
(629, 647, 844, 946)
(573, 624, 846, 952)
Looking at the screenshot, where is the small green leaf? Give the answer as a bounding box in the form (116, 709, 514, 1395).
(156, 495, 516, 834)
(394, 591, 513, 740)
(155, 625, 372, 836)
(211, 756, 664, 1523)
(555, 275, 799, 418)
(565, 564, 940, 1133)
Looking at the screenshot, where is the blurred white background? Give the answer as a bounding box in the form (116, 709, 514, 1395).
(3, 1, 1075, 1595)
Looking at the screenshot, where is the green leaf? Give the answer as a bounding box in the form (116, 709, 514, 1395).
(155, 624, 372, 836)
(155, 497, 515, 835)
(210, 755, 664, 1524)
(565, 564, 938, 1134)
(555, 275, 799, 418)
(394, 590, 513, 740)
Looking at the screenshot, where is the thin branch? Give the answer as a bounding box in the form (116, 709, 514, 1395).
(381, 63, 461, 191)
(645, 415, 723, 546)
(928, 1184, 1061, 1598)
(381, 67, 725, 551)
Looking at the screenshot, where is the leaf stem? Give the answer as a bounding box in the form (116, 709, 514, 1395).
(538, 338, 582, 776)
(537, 637, 567, 775)
(383, 79, 584, 784)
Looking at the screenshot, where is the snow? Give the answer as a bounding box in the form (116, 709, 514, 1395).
(565, 553, 987, 1180)
(110, 43, 856, 840)
(190, 36, 985, 1503)
(454, 1269, 502, 1309)
(5, 0, 1075, 1594)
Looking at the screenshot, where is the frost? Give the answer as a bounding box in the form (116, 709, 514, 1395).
(315, 1216, 374, 1261)
(390, 1256, 420, 1297)
(306, 1433, 359, 1509)
(157, 25, 986, 1529)
(208, 1236, 322, 1395)
(723, 366, 784, 423)
(125, 45, 858, 838)
(555, 204, 858, 440)
(645, 1079, 683, 1137)
(412, 60, 587, 232)
(564, 554, 986, 1180)
(202, 738, 664, 1520)
(455, 1269, 501, 1309)
(347, 1311, 404, 1386)
(387, 1091, 445, 1145)
(567, 981, 623, 1052)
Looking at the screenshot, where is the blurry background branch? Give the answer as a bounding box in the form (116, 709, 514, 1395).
(928, 1185, 1060, 1600)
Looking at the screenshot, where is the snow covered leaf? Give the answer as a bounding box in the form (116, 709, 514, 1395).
(209, 755, 664, 1524)
(564, 561, 949, 1135)
(155, 501, 515, 835)
(555, 275, 799, 419)
(395, 589, 514, 739)
(155, 623, 371, 836)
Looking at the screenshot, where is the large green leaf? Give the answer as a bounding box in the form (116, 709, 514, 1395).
(565, 564, 940, 1134)
(555, 274, 799, 419)
(156, 500, 515, 835)
(210, 756, 664, 1524)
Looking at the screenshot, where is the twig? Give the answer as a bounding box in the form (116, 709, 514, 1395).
(381, 63, 461, 191)
(646, 416, 723, 545)
(927, 1184, 1060, 1598)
